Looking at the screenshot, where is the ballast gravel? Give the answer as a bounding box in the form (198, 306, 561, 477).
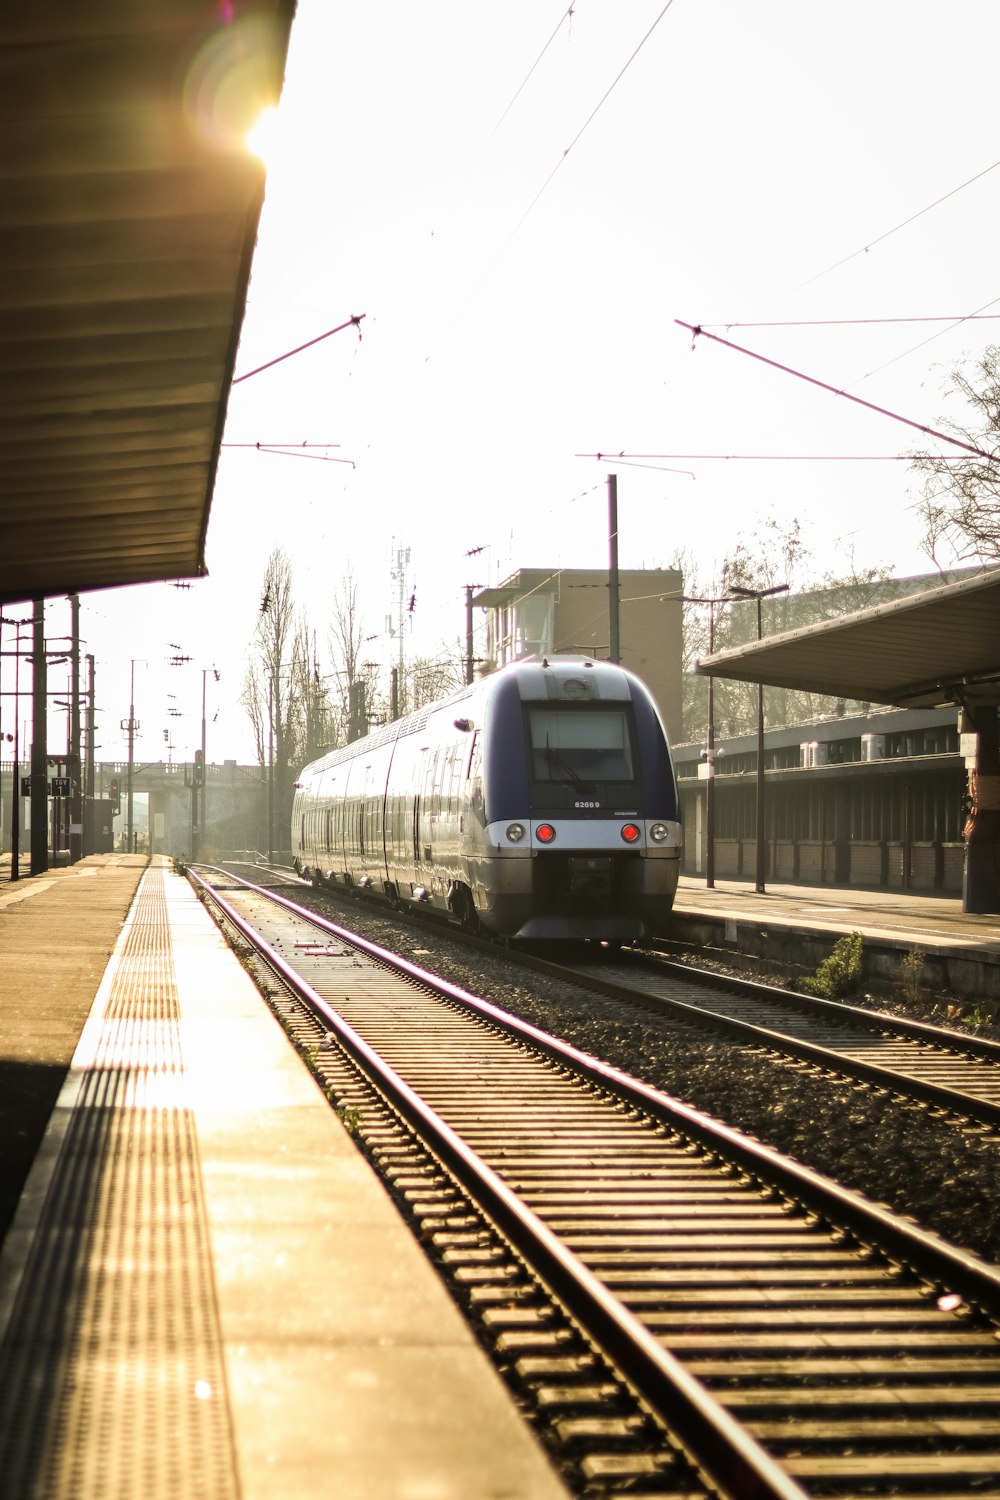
(260, 878, 1000, 1265)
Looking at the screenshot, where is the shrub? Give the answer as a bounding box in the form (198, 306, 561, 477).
(899, 948, 925, 1005)
(800, 931, 864, 998)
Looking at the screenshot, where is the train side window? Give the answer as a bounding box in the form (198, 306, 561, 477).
(467, 731, 486, 825)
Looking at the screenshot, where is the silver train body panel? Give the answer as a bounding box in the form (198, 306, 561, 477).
(291, 656, 681, 941)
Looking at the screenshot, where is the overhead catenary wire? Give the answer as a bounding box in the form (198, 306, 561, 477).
(222, 443, 355, 466)
(484, 3, 579, 145)
(499, 0, 678, 254)
(232, 314, 365, 383)
(843, 292, 1000, 390)
(795, 156, 1000, 291)
(320, 7, 683, 517)
(701, 314, 1000, 329)
(675, 321, 1000, 465)
(579, 452, 973, 463)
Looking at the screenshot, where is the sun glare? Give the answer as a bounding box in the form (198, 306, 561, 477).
(247, 106, 280, 165)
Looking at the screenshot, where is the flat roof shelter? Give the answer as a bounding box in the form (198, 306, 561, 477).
(696, 567, 1000, 912)
(0, 3, 296, 605)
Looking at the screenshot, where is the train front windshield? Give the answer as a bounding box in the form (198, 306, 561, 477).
(526, 707, 635, 785)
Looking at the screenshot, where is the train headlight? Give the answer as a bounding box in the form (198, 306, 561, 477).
(535, 823, 556, 844)
(505, 822, 527, 843)
(620, 822, 641, 844)
(649, 822, 670, 842)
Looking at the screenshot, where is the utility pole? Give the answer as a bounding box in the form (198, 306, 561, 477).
(85, 654, 96, 800)
(465, 585, 474, 686)
(30, 599, 47, 875)
(124, 660, 139, 854)
(200, 670, 207, 854)
(1, 609, 36, 881)
(267, 675, 274, 862)
(607, 473, 620, 664)
(390, 542, 410, 707)
(69, 594, 82, 864)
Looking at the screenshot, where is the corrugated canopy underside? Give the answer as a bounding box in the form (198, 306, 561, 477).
(0, 3, 296, 606)
(696, 568, 1000, 710)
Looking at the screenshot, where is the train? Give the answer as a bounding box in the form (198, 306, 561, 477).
(291, 655, 681, 942)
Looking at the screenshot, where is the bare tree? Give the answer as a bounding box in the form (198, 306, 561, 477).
(328, 569, 384, 740)
(409, 639, 468, 709)
(287, 623, 338, 766)
(911, 346, 1000, 564)
(680, 523, 899, 741)
(241, 547, 335, 848)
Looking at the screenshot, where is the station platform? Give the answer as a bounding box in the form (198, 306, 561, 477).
(0, 855, 567, 1500)
(672, 873, 1000, 1002)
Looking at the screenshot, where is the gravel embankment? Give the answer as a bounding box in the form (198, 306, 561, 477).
(260, 878, 1000, 1265)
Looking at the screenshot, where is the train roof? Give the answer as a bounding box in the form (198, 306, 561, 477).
(296, 656, 650, 780)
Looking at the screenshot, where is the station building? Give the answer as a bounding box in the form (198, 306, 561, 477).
(694, 566, 1000, 914)
(472, 567, 683, 743)
(673, 703, 964, 893)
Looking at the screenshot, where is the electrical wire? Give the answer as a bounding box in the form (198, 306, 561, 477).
(843, 292, 1000, 389)
(795, 156, 1000, 290)
(499, 0, 678, 253)
(675, 320, 1000, 464)
(579, 452, 971, 463)
(232, 314, 365, 383)
(222, 443, 355, 466)
(484, 3, 579, 145)
(702, 314, 1000, 329)
(578, 454, 695, 475)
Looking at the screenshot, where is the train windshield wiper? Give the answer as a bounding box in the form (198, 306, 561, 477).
(543, 740, 590, 789)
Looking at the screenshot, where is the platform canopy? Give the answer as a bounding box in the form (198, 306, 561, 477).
(0, 3, 296, 607)
(696, 566, 1000, 711)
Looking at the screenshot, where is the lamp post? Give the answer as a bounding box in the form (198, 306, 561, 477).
(122, 660, 143, 854)
(727, 583, 789, 894)
(200, 666, 219, 859)
(0, 610, 42, 881)
(267, 674, 274, 862)
(684, 594, 733, 888)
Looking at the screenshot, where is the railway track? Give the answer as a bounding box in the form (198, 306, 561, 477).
(193, 864, 1000, 1500)
(525, 945, 1000, 1135)
(246, 859, 1000, 1136)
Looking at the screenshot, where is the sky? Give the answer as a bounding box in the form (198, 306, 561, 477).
(17, 1, 1000, 768)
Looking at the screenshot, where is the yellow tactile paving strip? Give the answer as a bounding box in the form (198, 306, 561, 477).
(0, 865, 239, 1500)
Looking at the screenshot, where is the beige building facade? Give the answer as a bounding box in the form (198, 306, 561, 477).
(473, 568, 683, 743)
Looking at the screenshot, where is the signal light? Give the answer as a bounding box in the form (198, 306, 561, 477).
(535, 823, 556, 844)
(620, 823, 641, 843)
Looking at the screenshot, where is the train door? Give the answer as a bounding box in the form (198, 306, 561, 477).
(412, 744, 433, 869)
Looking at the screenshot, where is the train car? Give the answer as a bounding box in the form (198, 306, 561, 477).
(292, 656, 681, 941)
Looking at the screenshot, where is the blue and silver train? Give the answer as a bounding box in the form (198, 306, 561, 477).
(291, 656, 681, 941)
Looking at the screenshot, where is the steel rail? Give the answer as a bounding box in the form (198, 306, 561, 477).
(194, 867, 1000, 1318)
(504, 952, 1000, 1130)
(190, 867, 809, 1500)
(642, 947, 1000, 1060)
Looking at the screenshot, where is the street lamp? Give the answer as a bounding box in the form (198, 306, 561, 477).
(169, 655, 219, 861)
(123, 660, 143, 854)
(684, 594, 733, 888)
(727, 583, 789, 894)
(200, 666, 220, 859)
(0, 610, 42, 880)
